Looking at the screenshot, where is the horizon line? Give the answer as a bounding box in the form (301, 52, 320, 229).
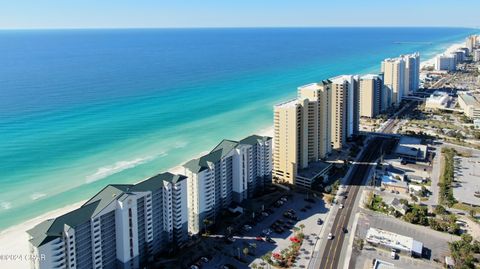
(0, 25, 479, 31)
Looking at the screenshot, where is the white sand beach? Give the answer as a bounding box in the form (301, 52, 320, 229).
(420, 42, 466, 69)
(0, 40, 464, 269)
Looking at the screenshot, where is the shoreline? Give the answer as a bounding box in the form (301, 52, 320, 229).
(0, 39, 465, 269)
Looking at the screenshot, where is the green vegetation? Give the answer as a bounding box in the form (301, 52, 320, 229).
(449, 234, 480, 269)
(403, 204, 429, 226)
(439, 148, 457, 207)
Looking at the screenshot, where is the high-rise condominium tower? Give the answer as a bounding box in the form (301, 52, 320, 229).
(359, 74, 383, 118)
(382, 57, 405, 106)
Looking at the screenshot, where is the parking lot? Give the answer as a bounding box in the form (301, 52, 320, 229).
(351, 210, 458, 269)
(200, 192, 331, 269)
(453, 153, 480, 206)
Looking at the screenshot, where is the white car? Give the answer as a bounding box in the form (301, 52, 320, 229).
(391, 250, 396, 259)
(243, 225, 252, 231)
(327, 232, 333, 240)
(339, 203, 344, 209)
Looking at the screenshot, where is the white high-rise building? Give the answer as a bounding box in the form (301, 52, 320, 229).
(184, 135, 272, 235)
(402, 53, 420, 95)
(381, 57, 405, 106)
(28, 173, 189, 269)
(435, 54, 456, 71)
(330, 75, 359, 140)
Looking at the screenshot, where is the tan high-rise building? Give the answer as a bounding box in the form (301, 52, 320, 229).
(330, 76, 353, 149)
(359, 74, 382, 118)
(272, 99, 308, 185)
(297, 81, 331, 159)
(382, 57, 405, 107)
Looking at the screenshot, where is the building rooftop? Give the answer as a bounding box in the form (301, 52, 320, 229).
(27, 172, 184, 248)
(184, 134, 271, 173)
(297, 161, 332, 180)
(366, 228, 423, 255)
(373, 260, 395, 269)
(360, 74, 381, 80)
(274, 99, 300, 108)
(394, 136, 427, 160)
(459, 93, 480, 107)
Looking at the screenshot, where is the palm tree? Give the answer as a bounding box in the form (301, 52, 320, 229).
(252, 263, 258, 269)
(203, 218, 212, 235)
(293, 226, 300, 235)
(299, 224, 305, 233)
(243, 247, 249, 258)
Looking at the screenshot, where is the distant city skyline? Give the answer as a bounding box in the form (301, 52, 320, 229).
(1, 0, 479, 29)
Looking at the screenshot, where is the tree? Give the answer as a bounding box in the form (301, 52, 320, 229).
(203, 218, 212, 234)
(469, 209, 476, 218)
(434, 205, 447, 215)
(251, 263, 258, 269)
(299, 224, 305, 233)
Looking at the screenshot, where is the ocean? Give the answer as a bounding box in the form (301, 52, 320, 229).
(0, 27, 476, 230)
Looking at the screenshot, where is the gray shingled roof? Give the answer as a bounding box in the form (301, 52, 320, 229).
(184, 135, 271, 173)
(28, 173, 184, 247)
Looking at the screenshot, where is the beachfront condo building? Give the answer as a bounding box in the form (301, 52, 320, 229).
(466, 35, 479, 53)
(183, 135, 272, 235)
(435, 54, 456, 71)
(297, 81, 332, 159)
(402, 53, 420, 96)
(381, 57, 405, 107)
(359, 74, 383, 118)
(329, 75, 359, 149)
(272, 99, 309, 186)
(27, 172, 188, 269)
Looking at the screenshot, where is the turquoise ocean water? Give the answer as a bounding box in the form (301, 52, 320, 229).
(0, 27, 477, 230)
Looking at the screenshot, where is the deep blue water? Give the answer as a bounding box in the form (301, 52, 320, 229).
(0, 27, 476, 230)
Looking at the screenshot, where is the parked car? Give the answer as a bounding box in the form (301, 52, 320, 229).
(339, 203, 344, 209)
(200, 257, 209, 263)
(255, 236, 263, 241)
(266, 237, 275, 244)
(317, 218, 323, 225)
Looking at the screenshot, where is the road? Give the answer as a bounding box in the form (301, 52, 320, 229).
(313, 101, 417, 269)
(314, 138, 382, 269)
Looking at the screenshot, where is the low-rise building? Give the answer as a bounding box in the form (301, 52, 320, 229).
(394, 136, 428, 162)
(366, 228, 423, 257)
(458, 93, 480, 119)
(474, 49, 480, 62)
(381, 174, 409, 193)
(425, 91, 453, 111)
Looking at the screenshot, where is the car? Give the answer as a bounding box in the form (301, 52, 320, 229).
(200, 257, 209, 263)
(317, 218, 323, 225)
(262, 212, 269, 217)
(327, 233, 333, 240)
(287, 220, 295, 225)
(391, 249, 396, 259)
(222, 264, 237, 269)
(281, 197, 288, 202)
(266, 237, 275, 243)
(225, 237, 236, 243)
(262, 229, 272, 235)
(339, 204, 344, 209)
(190, 265, 199, 269)
(274, 228, 284, 233)
(342, 227, 348, 233)
(255, 236, 263, 241)
(243, 224, 252, 229)
(276, 219, 284, 224)
(266, 208, 274, 214)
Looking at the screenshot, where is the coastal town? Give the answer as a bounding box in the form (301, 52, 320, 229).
(11, 34, 479, 269)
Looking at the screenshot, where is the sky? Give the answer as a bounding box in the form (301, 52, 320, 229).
(0, 0, 479, 29)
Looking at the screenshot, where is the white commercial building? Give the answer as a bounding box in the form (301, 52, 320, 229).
(184, 135, 272, 235)
(425, 91, 452, 111)
(435, 54, 456, 71)
(28, 172, 189, 269)
(366, 228, 423, 257)
(458, 93, 480, 119)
